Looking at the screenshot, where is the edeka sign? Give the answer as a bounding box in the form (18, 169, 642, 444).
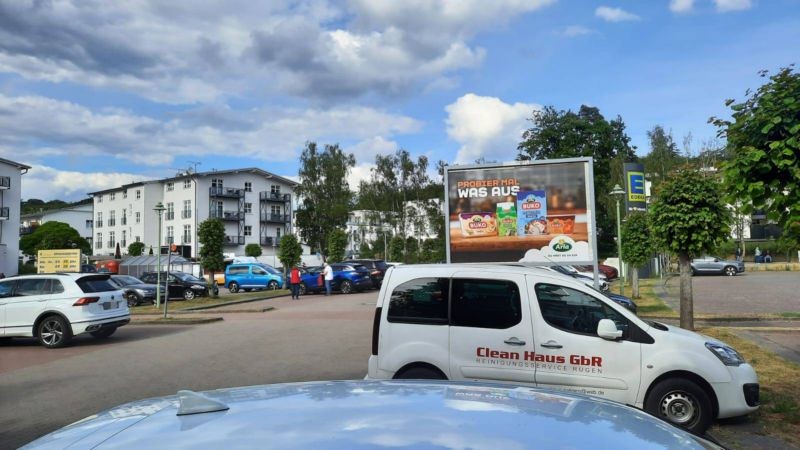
(624, 163, 647, 212)
(444, 158, 598, 265)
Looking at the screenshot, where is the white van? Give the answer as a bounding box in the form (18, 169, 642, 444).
(367, 264, 759, 434)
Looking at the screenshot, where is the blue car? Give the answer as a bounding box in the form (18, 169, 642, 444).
(298, 263, 372, 295)
(225, 263, 284, 293)
(603, 291, 638, 313)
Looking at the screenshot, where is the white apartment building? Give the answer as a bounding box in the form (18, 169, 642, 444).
(0, 157, 31, 276)
(89, 168, 296, 258)
(21, 203, 94, 243)
(345, 200, 442, 254)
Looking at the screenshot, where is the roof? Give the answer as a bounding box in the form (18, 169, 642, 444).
(0, 156, 31, 170)
(87, 180, 152, 196)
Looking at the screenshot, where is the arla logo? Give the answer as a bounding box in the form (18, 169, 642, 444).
(552, 237, 575, 252)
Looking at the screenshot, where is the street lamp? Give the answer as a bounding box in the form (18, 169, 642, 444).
(609, 184, 625, 295)
(153, 202, 165, 308)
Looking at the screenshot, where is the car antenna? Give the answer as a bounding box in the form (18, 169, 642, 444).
(176, 390, 230, 416)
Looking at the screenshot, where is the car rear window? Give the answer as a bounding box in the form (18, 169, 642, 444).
(77, 275, 119, 293)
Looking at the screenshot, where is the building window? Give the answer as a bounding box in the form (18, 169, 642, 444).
(270, 185, 281, 194)
(166, 202, 174, 220)
(183, 225, 191, 243)
(123, 190, 127, 199)
(110, 192, 115, 201)
(135, 236, 140, 243)
(121, 230, 127, 248)
(135, 212, 141, 224)
(182, 200, 192, 219)
(276, 227, 281, 238)
(121, 209, 127, 225)
(167, 182, 174, 191)
(245, 182, 252, 192)
(212, 178, 223, 188)
(96, 233, 102, 249)
(184, 179, 192, 189)
(213, 200, 223, 218)
(96, 212, 103, 228)
(136, 190, 141, 200)
(86, 219, 93, 229)
(166, 226, 174, 244)
(109, 231, 116, 248)
(109, 210, 116, 226)
(97, 195, 103, 203)
(244, 202, 252, 214)
(244, 225, 252, 236)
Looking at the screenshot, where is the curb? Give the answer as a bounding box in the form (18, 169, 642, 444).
(132, 317, 224, 325)
(181, 293, 289, 311)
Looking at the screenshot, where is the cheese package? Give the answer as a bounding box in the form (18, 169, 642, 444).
(496, 202, 517, 237)
(459, 212, 497, 238)
(547, 215, 575, 235)
(517, 190, 548, 236)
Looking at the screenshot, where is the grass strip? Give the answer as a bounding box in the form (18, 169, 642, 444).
(129, 289, 289, 314)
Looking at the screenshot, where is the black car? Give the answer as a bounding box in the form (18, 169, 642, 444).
(109, 274, 166, 307)
(139, 271, 209, 300)
(347, 259, 389, 288)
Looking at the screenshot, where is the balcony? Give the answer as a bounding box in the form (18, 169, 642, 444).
(260, 236, 280, 246)
(260, 213, 290, 223)
(0, 207, 9, 220)
(0, 176, 9, 189)
(259, 191, 291, 203)
(210, 210, 243, 221)
(210, 186, 244, 198)
(224, 235, 244, 246)
(181, 210, 192, 219)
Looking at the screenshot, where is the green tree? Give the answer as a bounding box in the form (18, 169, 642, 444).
(388, 236, 404, 262)
(420, 238, 445, 263)
(128, 241, 145, 256)
(19, 221, 91, 256)
(358, 240, 374, 258)
(649, 168, 730, 330)
(295, 142, 356, 256)
(517, 105, 637, 255)
(326, 229, 348, 263)
(244, 243, 263, 257)
(641, 125, 681, 189)
(620, 212, 652, 298)
(198, 218, 225, 295)
(404, 237, 419, 263)
(278, 234, 303, 269)
(712, 66, 800, 246)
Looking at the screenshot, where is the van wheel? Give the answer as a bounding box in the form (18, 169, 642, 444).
(90, 327, 117, 339)
(645, 378, 713, 434)
(37, 315, 72, 349)
(183, 289, 196, 300)
(228, 282, 239, 293)
(395, 366, 446, 380)
(724, 266, 737, 276)
(340, 280, 353, 294)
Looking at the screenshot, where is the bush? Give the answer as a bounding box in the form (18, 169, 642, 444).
(712, 240, 796, 262)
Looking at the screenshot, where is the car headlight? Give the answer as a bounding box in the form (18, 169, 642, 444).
(192, 284, 206, 290)
(706, 342, 745, 366)
(134, 288, 149, 295)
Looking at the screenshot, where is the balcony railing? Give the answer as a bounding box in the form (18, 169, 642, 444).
(106, 241, 115, 248)
(0, 207, 8, 220)
(260, 213, 290, 223)
(165, 212, 174, 221)
(108, 219, 116, 226)
(210, 186, 244, 198)
(0, 176, 9, 189)
(95, 241, 102, 249)
(224, 235, 245, 246)
(210, 210, 242, 221)
(260, 236, 280, 246)
(259, 191, 291, 202)
(181, 210, 192, 219)
(95, 220, 103, 228)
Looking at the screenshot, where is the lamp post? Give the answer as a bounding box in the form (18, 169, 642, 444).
(153, 202, 165, 308)
(609, 184, 625, 295)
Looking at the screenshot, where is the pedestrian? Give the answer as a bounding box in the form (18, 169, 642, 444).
(323, 262, 333, 296)
(764, 250, 772, 264)
(735, 246, 742, 262)
(754, 246, 762, 264)
(290, 265, 301, 300)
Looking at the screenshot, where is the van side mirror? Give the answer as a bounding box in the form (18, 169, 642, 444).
(597, 319, 623, 340)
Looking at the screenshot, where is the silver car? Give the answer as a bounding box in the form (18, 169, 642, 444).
(23, 380, 722, 449)
(691, 256, 745, 276)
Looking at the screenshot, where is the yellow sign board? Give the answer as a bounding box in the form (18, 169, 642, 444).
(37, 249, 82, 273)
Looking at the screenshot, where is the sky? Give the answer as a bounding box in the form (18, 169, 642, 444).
(0, 0, 798, 201)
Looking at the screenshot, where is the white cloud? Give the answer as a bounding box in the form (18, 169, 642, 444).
(347, 162, 377, 191)
(669, 0, 695, 13)
(713, 0, 753, 12)
(19, 165, 150, 201)
(560, 25, 594, 37)
(0, 93, 421, 168)
(445, 94, 538, 164)
(595, 6, 640, 22)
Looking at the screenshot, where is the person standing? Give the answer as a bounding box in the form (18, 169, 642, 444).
(735, 246, 742, 261)
(290, 265, 301, 300)
(323, 262, 334, 296)
(754, 246, 762, 264)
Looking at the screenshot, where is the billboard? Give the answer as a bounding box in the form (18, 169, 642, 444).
(624, 163, 647, 212)
(37, 249, 82, 273)
(445, 158, 597, 264)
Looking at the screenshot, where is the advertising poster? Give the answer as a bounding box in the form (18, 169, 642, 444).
(624, 163, 647, 212)
(37, 249, 81, 273)
(445, 158, 597, 264)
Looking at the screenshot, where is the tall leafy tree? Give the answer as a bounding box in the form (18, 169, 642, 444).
(712, 66, 800, 246)
(388, 236, 405, 262)
(128, 241, 145, 256)
(649, 168, 730, 330)
(326, 229, 348, 263)
(278, 234, 303, 269)
(295, 142, 356, 255)
(198, 218, 225, 289)
(517, 105, 637, 254)
(20, 221, 91, 256)
(620, 213, 652, 298)
(641, 125, 681, 189)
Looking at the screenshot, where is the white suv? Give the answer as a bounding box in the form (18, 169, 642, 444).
(368, 263, 759, 434)
(0, 273, 130, 348)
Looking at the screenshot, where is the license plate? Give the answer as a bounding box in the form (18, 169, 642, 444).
(103, 301, 117, 310)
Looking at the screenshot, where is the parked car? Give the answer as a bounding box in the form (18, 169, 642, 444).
(368, 263, 759, 434)
(298, 263, 372, 295)
(23, 380, 722, 449)
(0, 273, 129, 348)
(572, 264, 617, 280)
(347, 258, 390, 288)
(691, 256, 745, 276)
(139, 271, 209, 300)
(80, 264, 97, 273)
(541, 265, 610, 291)
(224, 263, 284, 293)
(603, 291, 638, 313)
(109, 274, 165, 307)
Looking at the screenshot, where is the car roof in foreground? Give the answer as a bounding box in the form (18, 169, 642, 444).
(24, 381, 717, 449)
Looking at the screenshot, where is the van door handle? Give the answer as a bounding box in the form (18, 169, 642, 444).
(540, 341, 563, 349)
(504, 337, 526, 346)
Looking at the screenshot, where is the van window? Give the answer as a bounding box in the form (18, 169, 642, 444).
(451, 279, 521, 329)
(535, 283, 629, 337)
(228, 266, 248, 275)
(252, 266, 267, 275)
(388, 278, 449, 324)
